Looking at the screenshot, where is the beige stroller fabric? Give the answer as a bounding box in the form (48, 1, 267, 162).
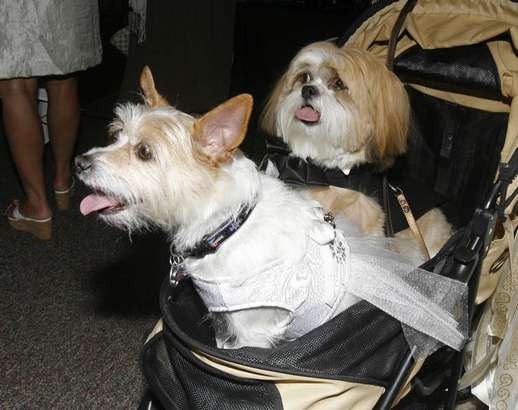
(344, 0, 518, 169)
(0, 0, 102, 79)
(145, 319, 386, 410)
(343, 0, 518, 303)
(460, 215, 518, 408)
(342, 1, 518, 407)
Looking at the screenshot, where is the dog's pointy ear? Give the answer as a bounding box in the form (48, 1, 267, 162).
(140, 66, 169, 107)
(193, 94, 253, 165)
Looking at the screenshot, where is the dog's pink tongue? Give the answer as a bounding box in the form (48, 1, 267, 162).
(295, 106, 320, 122)
(80, 194, 118, 215)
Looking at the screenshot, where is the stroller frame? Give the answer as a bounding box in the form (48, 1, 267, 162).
(377, 149, 518, 410)
(348, 1, 518, 407)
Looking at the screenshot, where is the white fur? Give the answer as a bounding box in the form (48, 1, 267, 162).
(274, 46, 367, 170)
(77, 102, 361, 348)
(276, 85, 367, 170)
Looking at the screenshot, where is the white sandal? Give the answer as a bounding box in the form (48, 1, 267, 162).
(6, 200, 52, 240)
(54, 178, 75, 210)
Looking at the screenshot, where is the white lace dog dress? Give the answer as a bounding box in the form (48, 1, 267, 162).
(189, 209, 466, 355)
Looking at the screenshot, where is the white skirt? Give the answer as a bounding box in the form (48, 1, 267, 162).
(0, 0, 102, 79)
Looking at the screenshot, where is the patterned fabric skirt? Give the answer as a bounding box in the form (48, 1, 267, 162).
(0, 0, 102, 79)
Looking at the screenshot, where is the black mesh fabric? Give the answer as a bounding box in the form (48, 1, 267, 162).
(389, 87, 507, 228)
(142, 335, 189, 410)
(394, 42, 504, 101)
(142, 332, 283, 410)
(160, 279, 409, 388)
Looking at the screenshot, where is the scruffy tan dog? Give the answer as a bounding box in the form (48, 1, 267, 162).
(261, 41, 451, 255)
(75, 67, 363, 348)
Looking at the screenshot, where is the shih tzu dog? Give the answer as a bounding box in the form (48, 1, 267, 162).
(260, 41, 451, 255)
(75, 67, 464, 353)
(261, 41, 408, 172)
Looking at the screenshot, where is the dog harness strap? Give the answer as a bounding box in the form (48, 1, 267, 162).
(189, 230, 354, 340)
(182, 202, 256, 259)
(383, 175, 395, 237)
(168, 202, 256, 287)
(262, 136, 384, 199)
(389, 183, 431, 260)
(386, 0, 418, 71)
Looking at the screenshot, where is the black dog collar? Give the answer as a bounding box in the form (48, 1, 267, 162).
(168, 202, 255, 286)
(182, 203, 255, 258)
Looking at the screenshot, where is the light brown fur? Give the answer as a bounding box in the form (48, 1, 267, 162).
(310, 186, 385, 236)
(260, 42, 450, 255)
(260, 42, 409, 235)
(140, 66, 169, 108)
(261, 42, 409, 169)
(193, 94, 253, 166)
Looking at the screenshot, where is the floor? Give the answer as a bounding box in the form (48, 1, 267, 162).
(0, 91, 169, 408)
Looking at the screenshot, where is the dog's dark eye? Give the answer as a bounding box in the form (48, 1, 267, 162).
(136, 143, 153, 161)
(107, 132, 119, 145)
(331, 78, 347, 91)
(299, 72, 312, 84)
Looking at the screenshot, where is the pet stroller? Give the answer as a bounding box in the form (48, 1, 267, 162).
(139, 1, 518, 408)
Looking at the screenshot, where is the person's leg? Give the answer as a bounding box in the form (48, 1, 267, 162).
(46, 76, 80, 191)
(0, 78, 51, 219)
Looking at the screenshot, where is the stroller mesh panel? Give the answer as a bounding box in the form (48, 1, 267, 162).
(142, 335, 189, 410)
(161, 280, 410, 387)
(143, 333, 282, 410)
(394, 42, 503, 101)
(389, 88, 508, 228)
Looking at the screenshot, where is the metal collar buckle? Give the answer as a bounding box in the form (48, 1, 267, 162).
(169, 252, 185, 287)
(324, 211, 336, 228)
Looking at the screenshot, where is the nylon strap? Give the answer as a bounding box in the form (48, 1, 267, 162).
(386, 0, 418, 70)
(390, 183, 431, 260)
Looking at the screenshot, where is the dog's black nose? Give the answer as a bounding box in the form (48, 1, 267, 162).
(75, 155, 92, 174)
(301, 85, 319, 100)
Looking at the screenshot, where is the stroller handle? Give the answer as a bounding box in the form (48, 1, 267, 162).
(485, 148, 518, 211)
(376, 147, 518, 410)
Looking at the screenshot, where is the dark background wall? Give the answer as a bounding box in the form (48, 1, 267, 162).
(80, 0, 368, 157)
